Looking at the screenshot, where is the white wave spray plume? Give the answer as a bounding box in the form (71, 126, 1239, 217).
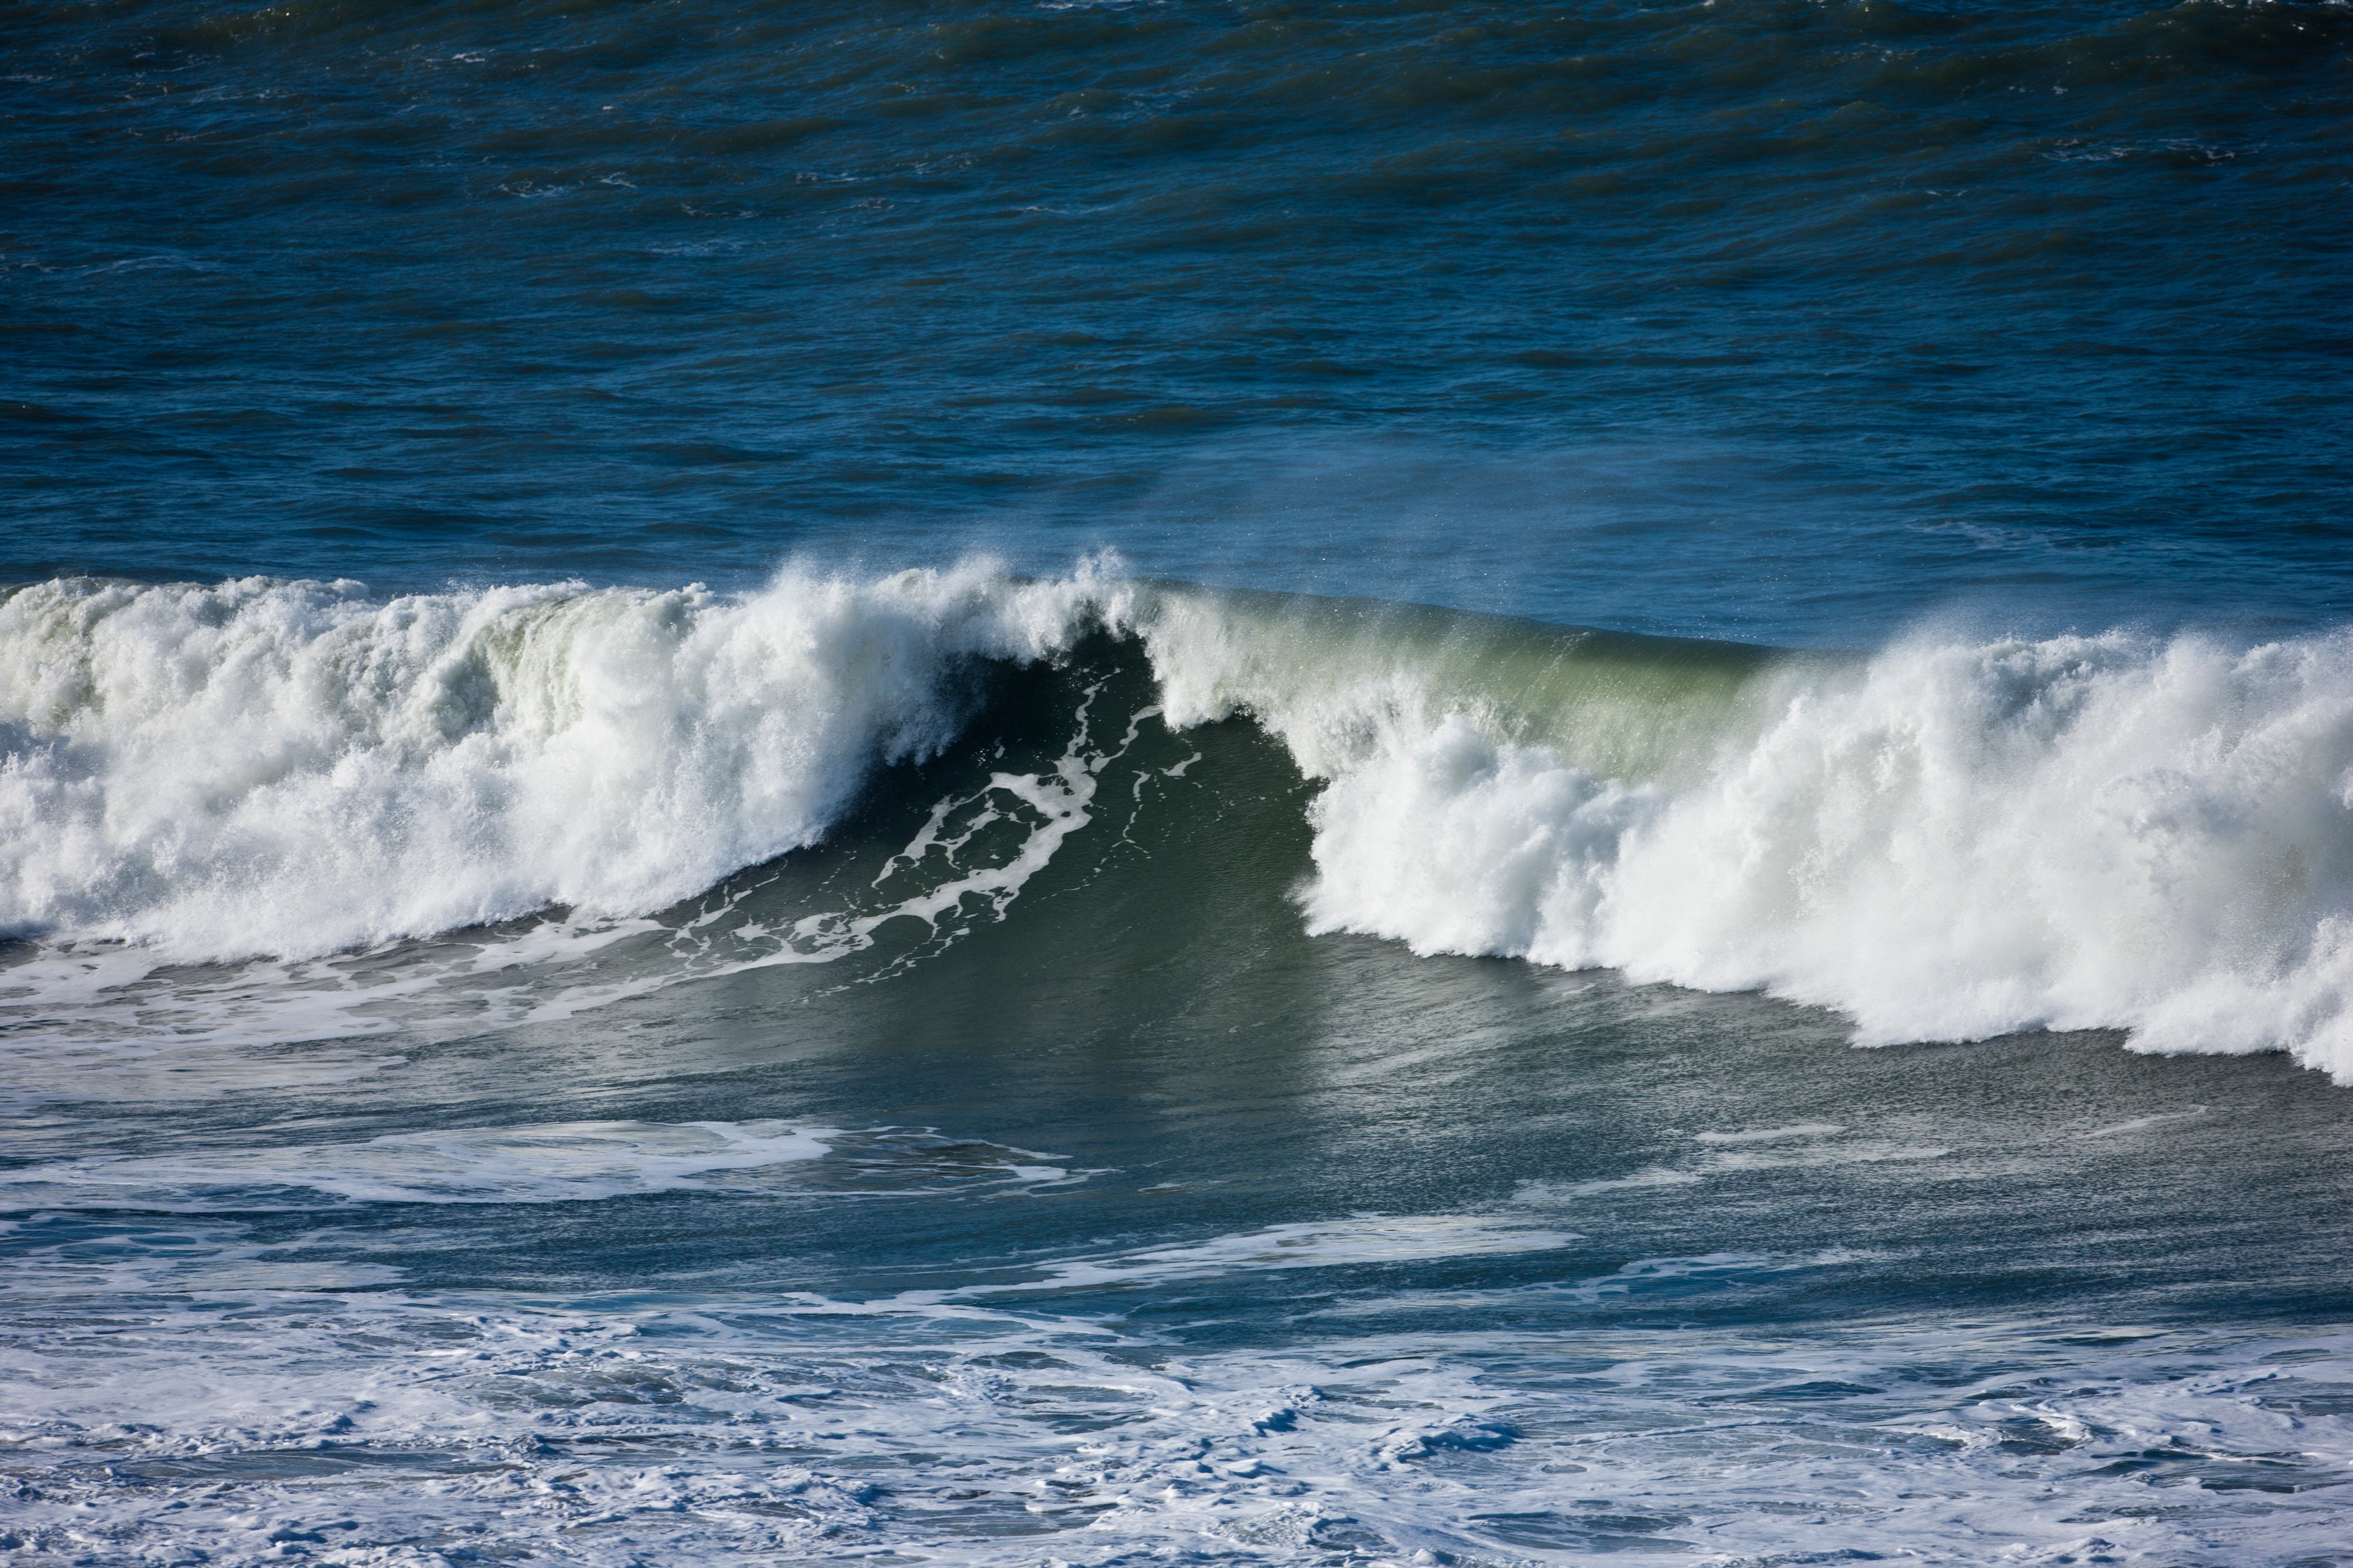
(1140, 595, 2353, 1080)
(0, 561, 1127, 960)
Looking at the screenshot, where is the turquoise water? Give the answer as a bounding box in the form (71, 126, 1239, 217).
(4, 4, 2351, 1564)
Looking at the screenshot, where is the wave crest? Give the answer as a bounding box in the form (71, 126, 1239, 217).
(0, 561, 1125, 959)
(1178, 614, 2353, 1076)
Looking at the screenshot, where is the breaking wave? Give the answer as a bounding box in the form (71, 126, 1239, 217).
(5, 561, 2351, 1079)
(0, 562, 1126, 959)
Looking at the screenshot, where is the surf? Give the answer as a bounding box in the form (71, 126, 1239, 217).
(5, 560, 2351, 1080)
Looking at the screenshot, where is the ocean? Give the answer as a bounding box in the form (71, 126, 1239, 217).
(3, 2, 2351, 1564)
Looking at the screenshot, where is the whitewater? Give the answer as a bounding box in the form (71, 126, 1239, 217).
(5, 559, 2351, 1080)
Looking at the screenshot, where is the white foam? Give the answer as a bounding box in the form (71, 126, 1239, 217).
(962, 1214, 1578, 1297)
(1141, 602, 2353, 1080)
(0, 559, 1128, 962)
(0, 565, 1165, 1055)
(2081, 1105, 2212, 1137)
(11, 566, 2353, 1080)
(3, 1260, 2344, 1566)
(1692, 1122, 1848, 1144)
(1514, 1123, 1950, 1206)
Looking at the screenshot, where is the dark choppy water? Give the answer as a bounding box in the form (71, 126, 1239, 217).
(4, 4, 2352, 1565)
(8, 0, 2350, 639)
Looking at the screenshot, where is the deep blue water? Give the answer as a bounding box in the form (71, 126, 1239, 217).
(4, 4, 2352, 1565)
(7, 0, 2349, 640)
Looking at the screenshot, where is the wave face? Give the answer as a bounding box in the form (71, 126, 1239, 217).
(6, 564, 2353, 1079)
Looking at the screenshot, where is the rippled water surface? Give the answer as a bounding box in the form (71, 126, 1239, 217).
(8, 0, 2349, 639)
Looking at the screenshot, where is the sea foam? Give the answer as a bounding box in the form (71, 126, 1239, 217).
(1141, 593, 2353, 1080)
(5, 1259, 2345, 1566)
(0, 562, 1125, 960)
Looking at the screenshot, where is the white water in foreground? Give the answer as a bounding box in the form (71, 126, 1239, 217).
(4, 1203, 2347, 1567)
(5, 562, 2352, 1077)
